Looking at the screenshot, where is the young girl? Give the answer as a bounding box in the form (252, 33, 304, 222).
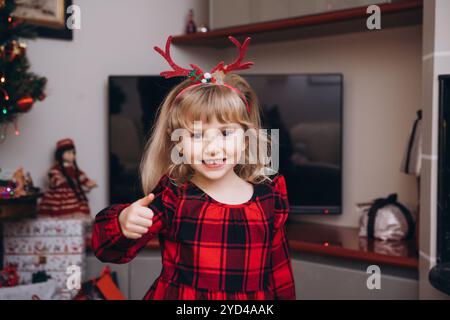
(39, 138, 97, 217)
(92, 36, 296, 300)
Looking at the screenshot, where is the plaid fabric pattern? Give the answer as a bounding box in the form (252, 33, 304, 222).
(91, 174, 296, 300)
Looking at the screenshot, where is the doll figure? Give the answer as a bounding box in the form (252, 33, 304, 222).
(38, 138, 97, 217)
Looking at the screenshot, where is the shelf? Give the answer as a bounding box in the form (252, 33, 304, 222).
(172, 0, 423, 47)
(287, 222, 418, 269)
(0, 193, 42, 221)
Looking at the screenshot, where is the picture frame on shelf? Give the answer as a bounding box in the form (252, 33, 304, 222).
(11, 0, 73, 40)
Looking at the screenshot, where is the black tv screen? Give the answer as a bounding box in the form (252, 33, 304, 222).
(109, 74, 343, 214)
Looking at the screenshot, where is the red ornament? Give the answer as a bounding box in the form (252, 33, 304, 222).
(8, 16, 22, 29)
(38, 93, 46, 101)
(16, 96, 34, 112)
(0, 264, 19, 288)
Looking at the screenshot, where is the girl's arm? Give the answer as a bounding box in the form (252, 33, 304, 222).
(91, 177, 171, 264)
(268, 175, 296, 300)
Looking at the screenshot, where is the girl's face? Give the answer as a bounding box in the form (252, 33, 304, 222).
(179, 117, 246, 182)
(62, 149, 76, 164)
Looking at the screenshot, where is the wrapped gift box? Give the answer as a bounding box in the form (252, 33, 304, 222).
(2, 216, 90, 299)
(3, 215, 91, 238)
(3, 236, 84, 255)
(4, 254, 84, 272)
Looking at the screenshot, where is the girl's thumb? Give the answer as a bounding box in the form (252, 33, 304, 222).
(134, 193, 155, 207)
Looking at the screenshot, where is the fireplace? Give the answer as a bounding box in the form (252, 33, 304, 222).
(437, 75, 450, 264)
(429, 75, 450, 296)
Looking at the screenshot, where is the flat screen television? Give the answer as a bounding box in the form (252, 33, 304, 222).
(109, 74, 343, 214)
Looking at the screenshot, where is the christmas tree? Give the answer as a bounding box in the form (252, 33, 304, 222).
(0, 0, 47, 141)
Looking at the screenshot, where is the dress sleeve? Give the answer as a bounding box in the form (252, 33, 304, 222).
(91, 175, 174, 264)
(48, 168, 66, 189)
(78, 169, 89, 186)
(267, 174, 296, 300)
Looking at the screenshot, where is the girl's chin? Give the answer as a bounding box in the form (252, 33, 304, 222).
(193, 164, 235, 180)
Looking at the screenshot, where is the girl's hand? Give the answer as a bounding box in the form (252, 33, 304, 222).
(118, 194, 155, 239)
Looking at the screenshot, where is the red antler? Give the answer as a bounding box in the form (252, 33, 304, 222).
(210, 61, 225, 74)
(154, 36, 191, 78)
(221, 36, 254, 73)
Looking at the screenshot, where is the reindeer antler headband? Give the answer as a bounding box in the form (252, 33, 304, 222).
(154, 36, 254, 113)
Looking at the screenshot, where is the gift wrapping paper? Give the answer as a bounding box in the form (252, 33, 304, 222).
(2, 217, 90, 299)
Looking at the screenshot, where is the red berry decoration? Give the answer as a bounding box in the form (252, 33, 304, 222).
(16, 96, 34, 112)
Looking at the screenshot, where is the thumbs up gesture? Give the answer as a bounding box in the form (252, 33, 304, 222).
(118, 194, 155, 239)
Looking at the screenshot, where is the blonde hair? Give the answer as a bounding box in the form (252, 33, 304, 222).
(140, 73, 272, 194)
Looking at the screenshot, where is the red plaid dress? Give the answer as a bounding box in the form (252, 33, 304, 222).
(91, 174, 296, 300)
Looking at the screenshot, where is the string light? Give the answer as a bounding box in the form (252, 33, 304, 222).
(1, 88, 9, 102)
(0, 122, 7, 143)
(0, 76, 5, 83)
(13, 119, 20, 136)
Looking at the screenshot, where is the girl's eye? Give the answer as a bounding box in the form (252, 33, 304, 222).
(222, 129, 234, 137)
(192, 132, 202, 139)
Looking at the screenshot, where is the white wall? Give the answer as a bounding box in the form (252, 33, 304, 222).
(0, 1, 422, 228)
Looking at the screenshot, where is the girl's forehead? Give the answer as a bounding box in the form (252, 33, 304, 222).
(190, 120, 242, 130)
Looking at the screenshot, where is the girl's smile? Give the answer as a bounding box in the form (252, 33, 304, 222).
(202, 158, 227, 169)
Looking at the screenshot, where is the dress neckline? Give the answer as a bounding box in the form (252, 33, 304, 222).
(187, 180, 256, 208)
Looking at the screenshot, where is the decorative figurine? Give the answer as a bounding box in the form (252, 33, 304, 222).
(185, 9, 196, 34)
(0, 166, 38, 199)
(38, 138, 97, 217)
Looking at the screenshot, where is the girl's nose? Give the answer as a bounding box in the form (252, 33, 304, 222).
(204, 136, 223, 157)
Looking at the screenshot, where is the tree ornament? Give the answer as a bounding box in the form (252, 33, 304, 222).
(16, 96, 34, 112)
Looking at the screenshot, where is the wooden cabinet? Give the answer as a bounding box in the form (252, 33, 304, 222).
(292, 253, 418, 299)
(209, 0, 396, 30)
(209, 0, 252, 30)
(86, 250, 418, 299)
(175, 1, 422, 47)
